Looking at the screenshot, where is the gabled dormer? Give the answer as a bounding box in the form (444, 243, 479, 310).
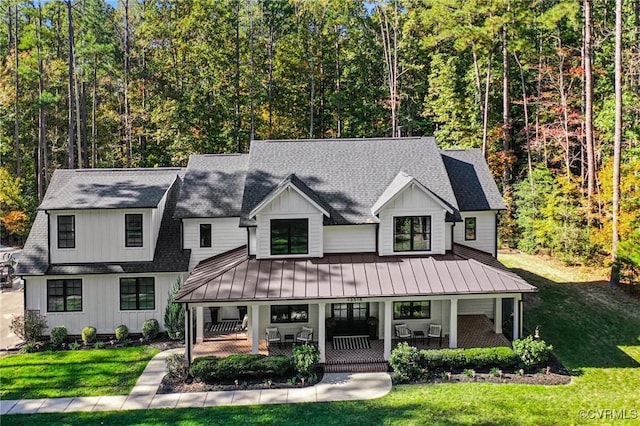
(39, 169, 182, 265)
(250, 174, 331, 259)
(372, 172, 455, 256)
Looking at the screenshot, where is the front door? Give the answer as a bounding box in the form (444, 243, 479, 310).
(332, 302, 369, 335)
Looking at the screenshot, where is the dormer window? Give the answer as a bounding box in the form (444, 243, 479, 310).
(57, 215, 75, 249)
(270, 219, 308, 255)
(125, 214, 143, 247)
(394, 216, 431, 252)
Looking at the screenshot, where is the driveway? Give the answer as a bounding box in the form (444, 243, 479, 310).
(1, 247, 24, 350)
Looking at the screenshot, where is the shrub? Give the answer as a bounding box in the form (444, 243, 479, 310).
(94, 341, 106, 349)
(189, 354, 291, 383)
(419, 347, 517, 372)
(490, 367, 501, 377)
(142, 319, 160, 340)
(50, 326, 68, 348)
(165, 278, 185, 340)
(389, 342, 423, 382)
(9, 310, 48, 344)
(20, 344, 38, 353)
(82, 326, 97, 344)
(115, 324, 129, 342)
(512, 336, 553, 369)
(166, 353, 187, 380)
(292, 343, 320, 383)
(69, 341, 82, 350)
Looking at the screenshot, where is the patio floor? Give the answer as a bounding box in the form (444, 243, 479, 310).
(192, 315, 510, 363)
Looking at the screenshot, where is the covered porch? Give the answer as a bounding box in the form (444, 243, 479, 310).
(176, 246, 536, 367)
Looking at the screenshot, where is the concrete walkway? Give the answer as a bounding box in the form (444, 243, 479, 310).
(0, 348, 392, 415)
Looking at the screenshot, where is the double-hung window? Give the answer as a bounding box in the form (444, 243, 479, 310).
(200, 224, 212, 248)
(465, 217, 477, 240)
(125, 214, 143, 247)
(119, 277, 155, 310)
(47, 279, 82, 312)
(393, 216, 431, 251)
(270, 219, 308, 255)
(57, 215, 75, 249)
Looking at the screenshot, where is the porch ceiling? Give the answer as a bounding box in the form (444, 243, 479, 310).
(175, 245, 536, 303)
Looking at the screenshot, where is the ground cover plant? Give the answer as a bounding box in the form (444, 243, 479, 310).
(0, 346, 159, 399)
(3, 253, 639, 424)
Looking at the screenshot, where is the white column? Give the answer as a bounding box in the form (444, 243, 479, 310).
(251, 304, 260, 354)
(512, 297, 520, 340)
(494, 297, 503, 334)
(449, 298, 458, 348)
(195, 306, 204, 343)
(383, 300, 392, 360)
(318, 302, 326, 363)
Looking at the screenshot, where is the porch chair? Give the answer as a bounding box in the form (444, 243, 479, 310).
(394, 323, 412, 341)
(265, 327, 281, 348)
(427, 324, 442, 347)
(296, 326, 314, 344)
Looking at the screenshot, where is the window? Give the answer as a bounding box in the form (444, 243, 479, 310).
(270, 305, 308, 323)
(200, 224, 212, 248)
(270, 219, 308, 255)
(393, 301, 430, 320)
(57, 215, 75, 249)
(47, 279, 82, 312)
(125, 214, 143, 247)
(394, 216, 431, 251)
(120, 277, 155, 310)
(465, 217, 476, 240)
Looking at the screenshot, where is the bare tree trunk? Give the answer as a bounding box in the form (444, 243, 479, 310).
(234, 0, 241, 151)
(249, 1, 255, 141)
(37, 2, 46, 202)
(378, 4, 400, 137)
(14, 5, 20, 177)
(515, 53, 533, 184)
(502, 22, 511, 186)
(612, 0, 623, 271)
(66, 0, 75, 169)
(482, 57, 492, 157)
(584, 0, 596, 216)
(268, 13, 274, 138)
(92, 62, 97, 167)
(123, 0, 132, 167)
(335, 25, 342, 138)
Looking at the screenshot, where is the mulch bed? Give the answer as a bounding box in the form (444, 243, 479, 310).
(158, 367, 324, 394)
(416, 370, 571, 386)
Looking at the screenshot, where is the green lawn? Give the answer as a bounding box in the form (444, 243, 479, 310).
(0, 346, 159, 399)
(3, 253, 640, 425)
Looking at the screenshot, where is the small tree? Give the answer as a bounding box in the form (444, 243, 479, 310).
(165, 278, 185, 340)
(292, 343, 320, 383)
(9, 310, 48, 344)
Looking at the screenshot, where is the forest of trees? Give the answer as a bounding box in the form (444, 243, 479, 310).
(0, 0, 639, 285)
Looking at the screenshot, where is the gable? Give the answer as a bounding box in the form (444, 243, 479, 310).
(252, 185, 327, 216)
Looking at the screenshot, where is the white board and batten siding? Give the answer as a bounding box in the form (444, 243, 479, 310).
(453, 211, 497, 255)
(323, 225, 376, 253)
(458, 298, 495, 319)
(254, 188, 324, 259)
(49, 205, 166, 264)
(377, 184, 448, 256)
(25, 273, 183, 335)
(183, 217, 246, 270)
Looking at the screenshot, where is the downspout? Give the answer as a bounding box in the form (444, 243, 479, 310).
(375, 223, 379, 254)
(451, 221, 455, 254)
(22, 277, 27, 313)
(45, 210, 51, 265)
(246, 227, 250, 255)
(494, 213, 499, 258)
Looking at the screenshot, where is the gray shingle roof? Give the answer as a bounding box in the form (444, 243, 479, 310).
(441, 149, 507, 211)
(17, 175, 191, 276)
(174, 154, 248, 218)
(240, 138, 461, 226)
(38, 168, 183, 210)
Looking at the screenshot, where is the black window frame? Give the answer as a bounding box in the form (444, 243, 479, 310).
(465, 217, 477, 241)
(270, 218, 309, 255)
(125, 214, 143, 247)
(119, 277, 155, 310)
(47, 279, 82, 312)
(270, 304, 309, 323)
(393, 216, 432, 252)
(393, 301, 431, 320)
(200, 223, 212, 248)
(57, 215, 75, 249)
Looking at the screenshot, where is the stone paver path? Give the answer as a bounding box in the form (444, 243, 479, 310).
(1, 348, 392, 415)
